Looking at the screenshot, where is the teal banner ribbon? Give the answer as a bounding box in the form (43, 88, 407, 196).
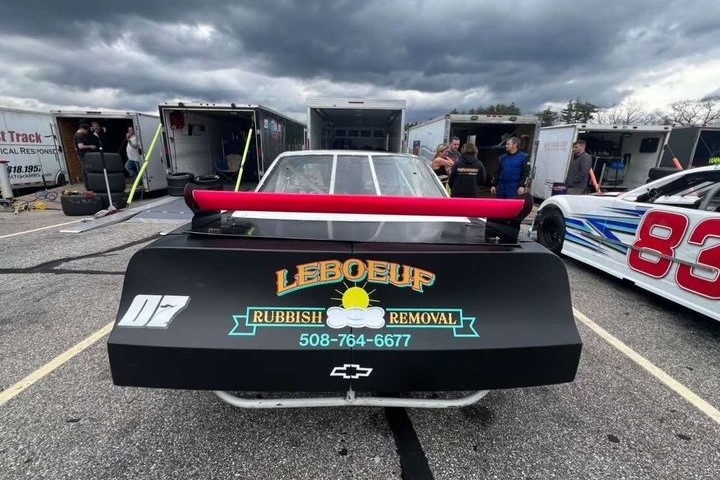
(385, 308, 478, 337)
(229, 307, 478, 338)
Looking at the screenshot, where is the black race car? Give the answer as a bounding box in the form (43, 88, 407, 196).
(108, 151, 581, 408)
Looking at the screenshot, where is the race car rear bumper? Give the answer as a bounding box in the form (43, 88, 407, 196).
(108, 232, 581, 392)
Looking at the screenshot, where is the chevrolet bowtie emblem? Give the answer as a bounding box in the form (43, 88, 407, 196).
(330, 364, 373, 379)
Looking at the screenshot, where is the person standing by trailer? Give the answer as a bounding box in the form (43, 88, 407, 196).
(124, 126, 142, 178)
(564, 140, 593, 194)
(74, 122, 98, 189)
(490, 136, 529, 198)
(91, 121, 110, 148)
(449, 143, 486, 198)
(447, 135, 461, 163)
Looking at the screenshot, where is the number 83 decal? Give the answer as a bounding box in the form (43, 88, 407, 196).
(628, 210, 720, 299)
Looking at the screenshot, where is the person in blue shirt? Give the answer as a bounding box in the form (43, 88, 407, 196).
(490, 136, 530, 198)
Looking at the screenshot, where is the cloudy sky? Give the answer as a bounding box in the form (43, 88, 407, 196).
(1, 0, 718, 123)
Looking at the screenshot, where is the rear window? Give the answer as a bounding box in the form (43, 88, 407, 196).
(372, 155, 445, 197)
(260, 153, 447, 197)
(258, 155, 333, 194)
(334, 155, 376, 194)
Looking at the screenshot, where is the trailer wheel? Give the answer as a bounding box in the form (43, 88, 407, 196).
(537, 208, 565, 255)
(55, 172, 67, 187)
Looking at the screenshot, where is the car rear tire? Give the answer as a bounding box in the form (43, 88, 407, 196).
(537, 208, 565, 255)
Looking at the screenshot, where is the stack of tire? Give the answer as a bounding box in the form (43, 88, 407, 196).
(192, 175, 223, 191)
(167, 172, 223, 196)
(167, 172, 194, 196)
(83, 152, 128, 209)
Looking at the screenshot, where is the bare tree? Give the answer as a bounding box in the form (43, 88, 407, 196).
(593, 100, 653, 125)
(668, 97, 720, 125)
(698, 96, 720, 124)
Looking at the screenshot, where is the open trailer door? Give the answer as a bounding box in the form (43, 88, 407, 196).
(530, 125, 577, 200)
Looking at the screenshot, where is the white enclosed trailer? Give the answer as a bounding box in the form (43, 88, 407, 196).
(51, 110, 165, 192)
(0, 107, 67, 190)
(306, 98, 406, 153)
(406, 113, 540, 184)
(529, 123, 673, 200)
(159, 103, 305, 182)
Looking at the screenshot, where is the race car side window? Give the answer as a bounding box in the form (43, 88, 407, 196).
(633, 171, 720, 207)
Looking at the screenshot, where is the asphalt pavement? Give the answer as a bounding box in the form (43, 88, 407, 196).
(0, 196, 718, 480)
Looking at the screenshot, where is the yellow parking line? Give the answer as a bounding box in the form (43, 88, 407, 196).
(573, 308, 720, 425)
(0, 321, 114, 407)
(0, 219, 84, 239)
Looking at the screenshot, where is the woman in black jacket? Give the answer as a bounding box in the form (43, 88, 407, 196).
(448, 143, 486, 197)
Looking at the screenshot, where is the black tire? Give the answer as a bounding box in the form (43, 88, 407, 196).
(192, 174, 223, 190)
(167, 185, 187, 196)
(537, 208, 565, 255)
(167, 172, 195, 188)
(97, 192, 128, 209)
(647, 167, 678, 182)
(55, 172, 67, 187)
(86, 172, 126, 193)
(60, 193, 103, 216)
(84, 152, 125, 173)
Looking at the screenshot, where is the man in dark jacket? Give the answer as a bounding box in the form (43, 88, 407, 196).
(490, 136, 529, 198)
(449, 143, 486, 197)
(565, 140, 593, 194)
(73, 122, 99, 189)
(447, 135, 461, 164)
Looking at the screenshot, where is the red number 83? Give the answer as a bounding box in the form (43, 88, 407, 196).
(628, 210, 720, 299)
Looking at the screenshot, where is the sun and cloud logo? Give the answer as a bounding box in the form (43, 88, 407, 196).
(326, 283, 385, 329)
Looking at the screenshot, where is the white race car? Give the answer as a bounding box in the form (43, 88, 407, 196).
(532, 165, 720, 322)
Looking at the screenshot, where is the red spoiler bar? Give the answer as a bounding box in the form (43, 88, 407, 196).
(189, 190, 526, 219)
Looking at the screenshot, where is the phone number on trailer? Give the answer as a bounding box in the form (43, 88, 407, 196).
(298, 333, 411, 348)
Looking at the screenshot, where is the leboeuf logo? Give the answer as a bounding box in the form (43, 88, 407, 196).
(275, 258, 436, 296)
(117, 295, 190, 328)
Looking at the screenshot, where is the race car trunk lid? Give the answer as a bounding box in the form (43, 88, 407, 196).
(108, 215, 581, 392)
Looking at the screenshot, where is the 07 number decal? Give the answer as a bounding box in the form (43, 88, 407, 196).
(628, 211, 720, 299)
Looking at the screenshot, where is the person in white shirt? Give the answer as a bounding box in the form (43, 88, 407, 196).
(125, 126, 142, 178)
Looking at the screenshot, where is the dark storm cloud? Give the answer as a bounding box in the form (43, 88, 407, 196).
(0, 0, 718, 116)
